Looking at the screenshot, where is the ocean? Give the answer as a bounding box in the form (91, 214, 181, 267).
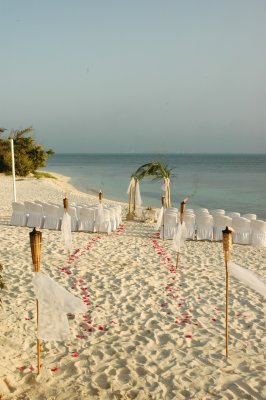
(44, 154, 266, 220)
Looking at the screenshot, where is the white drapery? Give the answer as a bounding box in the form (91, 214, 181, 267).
(32, 272, 87, 341)
(135, 180, 142, 207)
(172, 222, 186, 252)
(61, 211, 72, 252)
(228, 262, 266, 299)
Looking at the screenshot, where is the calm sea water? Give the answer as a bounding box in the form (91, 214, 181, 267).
(44, 154, 266, 220)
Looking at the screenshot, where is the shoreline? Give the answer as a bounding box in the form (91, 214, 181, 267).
(0, 173, 265, 399)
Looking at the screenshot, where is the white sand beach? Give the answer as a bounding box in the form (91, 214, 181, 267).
(0, 174, 265, 400)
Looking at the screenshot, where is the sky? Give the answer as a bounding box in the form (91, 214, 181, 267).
(1, 0, 266, 153)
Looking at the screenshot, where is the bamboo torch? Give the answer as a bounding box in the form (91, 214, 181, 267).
(161, 195, 165, 241)
(222, 226, 232, 357)
(176, 196, 189, 267)
(29, 227, 42, 374)
(99, 190, 103, 203)
(63, 194, 68, 211)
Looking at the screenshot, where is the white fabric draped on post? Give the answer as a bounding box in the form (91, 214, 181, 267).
(32, 272, 86, 341)
(228, 261, 266, 299)
(97, 203, 104, 225)
(155, 207, 164, 230)
(135, 180, 142, 207)
(127, 177, 135, 194)
(61, 212, 72, 252)
(172, 222, 187, 252)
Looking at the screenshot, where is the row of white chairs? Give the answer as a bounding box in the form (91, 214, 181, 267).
(159, 208, 266, 247)
(10, 201, 122, 233)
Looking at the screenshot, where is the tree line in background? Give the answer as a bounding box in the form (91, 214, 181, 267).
(0, 127, 54, 176)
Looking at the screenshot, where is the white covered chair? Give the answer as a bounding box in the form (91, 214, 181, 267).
(242, 213, 257, 221)
(183, 214, 195, 240)
(78, 207, 95, 232)
(10, 202, 27, 226)
(195, 208, 209, 215)
(210, 209, 225, 216)
(95, 208, 111, 234)
(250, 220, 266, 247)
(227, 212, 241, 219)
(160, 209, 177, 239)
(25, 201, 44, 228)
(213, 215, 232, 241)
(232, 217, 251, 244)
(42, 204, 61, 230)
(196, 214, 214, 241)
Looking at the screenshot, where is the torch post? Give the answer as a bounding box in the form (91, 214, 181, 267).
(222, 226, 232, 357)
(99, 190, 103, 204)
(29, 227, 42, 374)
(63, 195, 68, 211)
(161, 195, 165, 241)
(176, 200, 187, 267)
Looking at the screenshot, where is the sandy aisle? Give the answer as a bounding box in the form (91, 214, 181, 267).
(0, 174, 265, 399)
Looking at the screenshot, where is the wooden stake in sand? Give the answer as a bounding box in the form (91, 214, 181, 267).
(161, 195, 165, 241)
(29, 227, 42, 374)
(222, 226, 233, 357)
(99, 190, 103, 203)
(176, 197, 189, 267)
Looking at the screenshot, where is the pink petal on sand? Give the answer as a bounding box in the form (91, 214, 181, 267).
(51, 367, 59, 372)
(17, 366, 26, 371)
(72, 352, 79, 358)
(185, 335, 192, 339)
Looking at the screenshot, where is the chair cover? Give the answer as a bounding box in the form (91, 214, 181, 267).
(196, 214, 214, 240)
(42, 204, 61, 230)
(78, 207, 95, 232)
(183, 214, 195, 239)
(160, 211, 177, 239)
(232, 217, 251, 244)
(213, 215, 232, 241)
(210, 209, 225, 215)
(10, 202, 27, 226)
(95, 207, 111, 234)
(227, 212, 241, 219)
(250, 220, 266, 247)
(25, 201, 44, 228)
(242, 213, 257, 221)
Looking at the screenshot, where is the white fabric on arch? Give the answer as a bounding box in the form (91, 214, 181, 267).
(97, 203, 104, 225)
(61, 211, 72, 252)
(135, 180, 142, 207)
(228, 261, 266, 299)
(172, 222, 186, 252)
(32, 272, 86, 341)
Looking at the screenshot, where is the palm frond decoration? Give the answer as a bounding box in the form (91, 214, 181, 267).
(132, 161, 174, 181)
(132, 161, 175, 208)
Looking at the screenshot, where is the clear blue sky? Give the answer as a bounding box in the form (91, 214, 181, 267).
(1, 0, 266, 153)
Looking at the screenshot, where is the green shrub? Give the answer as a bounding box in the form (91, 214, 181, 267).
(0, 127, 54, 177)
